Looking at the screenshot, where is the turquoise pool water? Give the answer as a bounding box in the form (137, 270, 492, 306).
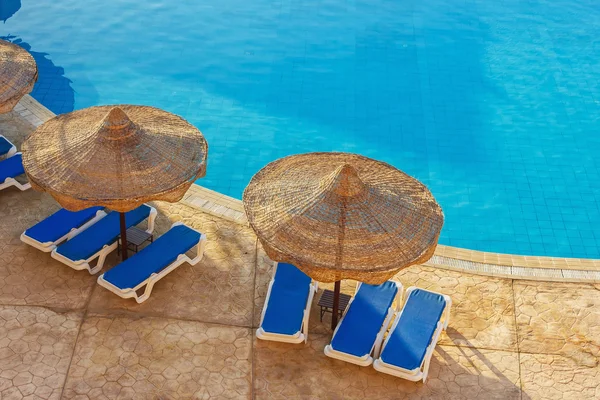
(2, 0, 600, 258)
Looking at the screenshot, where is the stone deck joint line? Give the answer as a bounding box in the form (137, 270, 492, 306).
(12, 96, 600, 284)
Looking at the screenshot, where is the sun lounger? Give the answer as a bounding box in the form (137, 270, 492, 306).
(0, 135, 17, 159)
(324, 281, 402, 366)
(20, 207, 107, 252)
(51, 204, 157, 274)
(373, 286, 451, 382)
(97, 222, 206, 303)
(0, 153, 30, 191)
(256, 262, 318, 343)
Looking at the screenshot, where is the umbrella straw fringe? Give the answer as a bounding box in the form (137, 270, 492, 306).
(244, 152, 444, 284)
(21, 105, 208, 212)
(0, 39, 38, 114)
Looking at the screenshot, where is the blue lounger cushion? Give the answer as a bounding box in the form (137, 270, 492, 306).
(331, 281, 398, 357)
(380, 289, 446, 371)
(24, 207, 104, 244)
(55, 205, 151, 261)
(0, 136, 13, 156)
(102, 224, 201, 289)
(261, 263, 312, 335)
(0, 154, 25, 182)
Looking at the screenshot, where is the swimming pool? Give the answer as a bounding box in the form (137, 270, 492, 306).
(2, 0, 600, 258)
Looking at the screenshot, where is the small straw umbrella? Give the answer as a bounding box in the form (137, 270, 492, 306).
(243, 152, 444, 329)
(0, 38, 37, 113)
(22, 105, 208, 261)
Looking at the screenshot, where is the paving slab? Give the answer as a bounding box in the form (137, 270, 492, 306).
(62, 315, 252, 399)
(0, 305, 82, 400)
(254, 334, 521, 400)
(520, 353, 600, 400)
(514, 281, 600, 367)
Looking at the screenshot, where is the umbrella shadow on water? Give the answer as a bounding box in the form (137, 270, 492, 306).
(1, 34, 77, 114)
(0, 0, 20, 23)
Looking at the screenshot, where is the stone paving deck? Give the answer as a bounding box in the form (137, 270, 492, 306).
(1, 108, 599, 399)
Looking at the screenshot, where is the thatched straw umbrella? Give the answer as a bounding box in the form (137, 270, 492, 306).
(0, 38, 37, 113)
(22, 105, 208, 261)
(243, 152, 443, 329)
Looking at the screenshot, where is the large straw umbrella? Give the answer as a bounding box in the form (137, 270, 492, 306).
(243, 152, 444, 329)
(22, 105, 208, 261)
(0, 38, 37, 113)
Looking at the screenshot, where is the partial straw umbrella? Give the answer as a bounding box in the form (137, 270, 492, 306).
(0, 38, 37, 113)
(243, 152, 444, 329)
(22, 105, 208, 261)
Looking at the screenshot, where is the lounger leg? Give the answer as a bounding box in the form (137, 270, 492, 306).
(89, 262, 104, 275)
(145, 208, 158, 234)
(422, 352, 432, 383)
(302, 283, 318, 343)
(0, 178, 31, 191)
(90, 245, 114, 275)
(18, 182, 31, 191)
(136, 275, 158, 303)
(442, 295, 452, 331)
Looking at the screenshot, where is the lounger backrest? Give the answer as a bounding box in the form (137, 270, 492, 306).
(274, 263, 312, 290)
(260, 263, 312, 335)
(24, 207, 104, 243)
(380, 289, 446, 370)
(0, 136, 13, 156)
(55, 205, 151, 260)
(0, 153, 25, 182)
(103, 224, 201, 289)
(331, 281, 398, 357)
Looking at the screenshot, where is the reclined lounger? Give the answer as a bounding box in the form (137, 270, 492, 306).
(324, 281, 402, 366)
(373, 286, 451, 382)
(51, 204, 157, 274)
(0, 135, 17, 159)
(0, 153, 31, 191)
(21, 207, 107, 252)
(97, 222, 207, 303)
(256, 262, 318, 343)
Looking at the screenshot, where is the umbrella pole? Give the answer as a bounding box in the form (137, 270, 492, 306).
(331, 280, 341, 330)
(119, 212, 128, 261)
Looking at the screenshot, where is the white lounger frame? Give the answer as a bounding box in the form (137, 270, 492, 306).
(256, 261, 319, 344)
(324, 281, 403, 366)
(96, 222, 207, 303)
(0, 135, 17, 159)
(20, 209, 108, 252)
(50, 206, 157, 275)
(0, 153, 31, 191)
(373, 286, 452, 382)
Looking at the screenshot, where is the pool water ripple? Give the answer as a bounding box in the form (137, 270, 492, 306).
(2, 0, 600, 258)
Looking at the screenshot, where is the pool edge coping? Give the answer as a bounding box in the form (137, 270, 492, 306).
(13, 95, 600, 283)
